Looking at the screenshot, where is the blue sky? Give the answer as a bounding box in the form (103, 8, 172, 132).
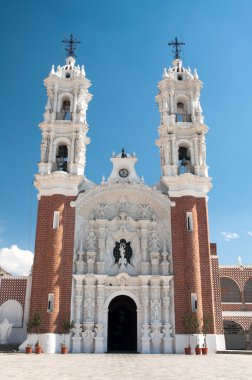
(0, 0, 252, 273)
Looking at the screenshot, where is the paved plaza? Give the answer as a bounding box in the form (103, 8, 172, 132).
(0, 353, 252, 380)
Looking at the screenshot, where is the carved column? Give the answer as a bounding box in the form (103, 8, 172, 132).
(193, 136, 199, 176)
(73, 88, 78, 114)
(149, 225, 160, 275)
(189, 90, 194, 116)
(82, 275, 96, 353)
(96, 219, 106, 274)
(48, 131, 54, 165)
(162, 278, 173, 353)
(199, 135, 208, 176)
(94, 276, 106, 353)
(140, 277, 151, 353)
(161, 241, 170, 275)
(86, 221, 97, 274)
(169, 90, 174, 114)
(71, 277, 83, 353)
(171, 135, 177, 176)
(75, 240, 85, 274)
(150, 277, 162, 353)
(52, 86, 58, 120)
(139, 220, 150, 275)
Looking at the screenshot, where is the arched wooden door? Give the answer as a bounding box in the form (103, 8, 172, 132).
(107, 295, 137, 352)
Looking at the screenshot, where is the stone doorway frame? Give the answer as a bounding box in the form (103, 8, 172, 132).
(103, 290, 142, 353)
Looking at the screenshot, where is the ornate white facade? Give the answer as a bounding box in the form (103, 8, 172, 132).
(70, 153, 174, 353)
(20, 39, 227, 355)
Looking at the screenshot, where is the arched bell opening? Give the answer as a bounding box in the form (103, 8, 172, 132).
(107, 295, 137, 352)
(57, 98, 72, 120)
(56, 145, 68, 172)
(176, 101, 191, 122)
(224, 320, 246, 350)
(178, 146, 194, 175)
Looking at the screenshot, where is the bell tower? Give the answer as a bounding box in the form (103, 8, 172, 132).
(156, 39, 220, 351)
(36, 35, 92, 195)
(30, 36, 92, 341)
(156, 38, 211, 197)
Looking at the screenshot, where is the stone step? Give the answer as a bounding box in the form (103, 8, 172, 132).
(217, 350, 252, 355)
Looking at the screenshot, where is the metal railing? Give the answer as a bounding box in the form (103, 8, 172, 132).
(175, 113, 191, 122)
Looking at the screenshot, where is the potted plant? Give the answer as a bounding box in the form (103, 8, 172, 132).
(25, 317, 34, 354)
(201, 315, 213, 355)
(195, 343, 202, 355)
(30, 313, 43, 354)
(182, 314, 200, 355)
(61, 320, 74, 354)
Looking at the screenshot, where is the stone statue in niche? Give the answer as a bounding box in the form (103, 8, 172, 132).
(84, 296, 95, 322)
(118, 242, 127, 271)
(109, 239, 138, 276)
(97, 204, 108, 219)
(149, 232, 160, 253)
(86, 230, 97, 252)
(151, 299, 161, 322)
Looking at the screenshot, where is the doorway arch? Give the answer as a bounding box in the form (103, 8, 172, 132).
(224, 320, 246, 350)
(107, 295, 137, 352)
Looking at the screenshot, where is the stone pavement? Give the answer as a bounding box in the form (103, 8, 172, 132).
(0, 353, 252, 380)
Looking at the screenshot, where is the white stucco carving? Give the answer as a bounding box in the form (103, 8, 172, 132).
(155, 57, 212, 197)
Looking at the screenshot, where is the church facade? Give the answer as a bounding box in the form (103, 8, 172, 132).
(1, 41, 252, 353)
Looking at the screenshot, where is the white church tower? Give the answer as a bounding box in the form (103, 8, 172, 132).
(155, 37, 212, 197)
(35, 34, 92, 196)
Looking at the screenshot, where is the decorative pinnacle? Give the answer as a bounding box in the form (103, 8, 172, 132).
(168, 37, 185, 60)
(62, 34, 81, 58)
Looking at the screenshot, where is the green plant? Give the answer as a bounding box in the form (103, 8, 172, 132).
(61, 320, 74, 347)
(27, 313, 43, 346)
(182, 314, 200, 348)
(201, 315, 213, 348)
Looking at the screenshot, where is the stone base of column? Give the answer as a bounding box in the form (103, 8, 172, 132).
(94, 337, 104, 353)
(163, 337, 173, 353)
(71, 337, 82, 353)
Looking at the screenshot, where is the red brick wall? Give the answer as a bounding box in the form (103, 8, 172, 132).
(171, 196, 215, 334)
(219, 266, 252, 289)
(0, 278, 27, 307)
(211, 257, 224, 334)
(223, 317, 252, 331)
(29, 195, 75, 333)
(219, 266, 252, 331)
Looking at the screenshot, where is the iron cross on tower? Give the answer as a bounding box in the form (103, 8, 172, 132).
(62, 34, 81, 58)
(168, 37, 185, 59)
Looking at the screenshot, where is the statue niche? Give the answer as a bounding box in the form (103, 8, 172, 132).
(113, 239, 132, 264)
(109, 238, 138, 276)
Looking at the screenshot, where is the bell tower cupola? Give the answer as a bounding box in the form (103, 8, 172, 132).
(155, 38, 212, 197)
(35, 34, 92, 197)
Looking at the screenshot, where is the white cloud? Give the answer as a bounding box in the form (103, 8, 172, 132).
(248, 232, 252, 237)
(0, 245, 33, 276)
(221, 232, 239, 242)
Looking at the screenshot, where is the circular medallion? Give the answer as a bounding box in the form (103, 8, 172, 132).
(119, 168, 129, 178)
